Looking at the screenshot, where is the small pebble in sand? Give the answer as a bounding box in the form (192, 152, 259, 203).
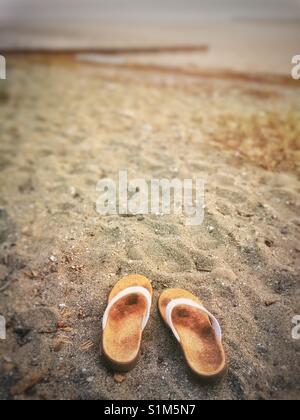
(264, 239, 274, 248)
(58, 303, 66, 310)
(121, 109, 135, 118)
(56, 321, 66, 329)
(265, 300, 278, 307)
(21, 226, 30, 235)
(257, 343, 267, 354)
(212, 267, 237, 283)
(208, 226, 215, 233)
(114, 374, 126, 384)
(69, 186, 77, 197)
(49, 255, 57, 263)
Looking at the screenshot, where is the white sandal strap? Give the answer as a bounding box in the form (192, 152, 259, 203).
(102, 286, 152, 331)
(165, 298, 222, 343)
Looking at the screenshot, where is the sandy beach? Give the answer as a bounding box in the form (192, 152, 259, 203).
(0, 53, 299, 399)
(0, 0, 299, 402)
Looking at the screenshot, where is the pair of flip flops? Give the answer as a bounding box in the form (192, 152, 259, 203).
(101, 275, 227, 381)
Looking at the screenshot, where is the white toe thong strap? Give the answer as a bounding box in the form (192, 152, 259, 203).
(165, 298, 222, 343)
(102, 286, 152, 331)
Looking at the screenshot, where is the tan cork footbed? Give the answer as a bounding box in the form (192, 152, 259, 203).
(101, 275, 153, 372)
(158, 288, 227, 381)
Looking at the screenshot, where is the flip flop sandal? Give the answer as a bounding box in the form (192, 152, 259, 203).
(101, 274, 153, 372)
(158, 288, 227, 381)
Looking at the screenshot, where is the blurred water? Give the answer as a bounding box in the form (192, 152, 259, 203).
(0, 0, 300, 22)
(1, 0, 299, 77)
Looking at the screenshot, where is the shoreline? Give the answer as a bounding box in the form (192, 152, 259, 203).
(1, 20, 299, 76)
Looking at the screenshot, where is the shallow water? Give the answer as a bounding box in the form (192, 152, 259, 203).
(1, 0, 300, 22)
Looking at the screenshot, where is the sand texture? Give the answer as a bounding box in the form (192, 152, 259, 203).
(0, 57, 299, 400)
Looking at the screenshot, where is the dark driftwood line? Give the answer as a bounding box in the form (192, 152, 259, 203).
(1, 45, 209, 55)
